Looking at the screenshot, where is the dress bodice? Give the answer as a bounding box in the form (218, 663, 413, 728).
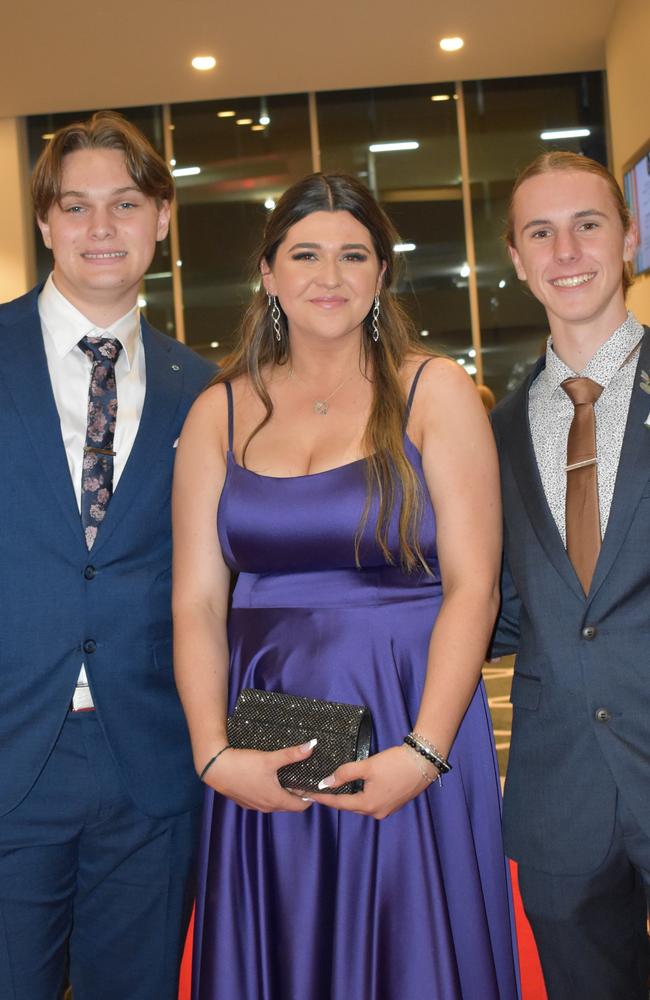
(217, 435, 438, 577)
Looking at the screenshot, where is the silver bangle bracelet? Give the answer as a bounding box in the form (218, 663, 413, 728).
(407, 731, 452, 774)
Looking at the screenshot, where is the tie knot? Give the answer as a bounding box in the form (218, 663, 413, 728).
(78, 336, 122, 365)
(561, 376, 603, 407)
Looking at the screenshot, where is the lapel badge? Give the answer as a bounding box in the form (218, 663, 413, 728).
(171, 363, 181, 373)
(639, 371, 650, 428)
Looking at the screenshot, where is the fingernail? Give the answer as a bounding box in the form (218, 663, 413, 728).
(318, 775, 335, 790)
(300, 738, 317, 752)
(301, 796, 314, 802)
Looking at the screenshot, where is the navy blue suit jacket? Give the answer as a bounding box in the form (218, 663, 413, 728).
(0, 286, 214, 818)
(491, 327, 650, 876)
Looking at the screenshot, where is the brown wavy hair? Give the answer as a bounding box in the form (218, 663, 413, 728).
(31, 110, 174, 221)
(505, 151, 634, 292)
(211, 172, 433, 571)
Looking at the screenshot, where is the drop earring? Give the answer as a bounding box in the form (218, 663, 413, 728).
(268, 294, 282, 343)
(371, 295, 380, 343)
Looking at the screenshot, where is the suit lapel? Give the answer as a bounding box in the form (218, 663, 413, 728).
(588, 329, 650, 603)
(89, 320, 185, 556)
(0, 300, 86, 548)
(501, 359, 585, 601)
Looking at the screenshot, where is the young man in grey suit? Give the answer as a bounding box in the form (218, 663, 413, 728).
(0, 112, 213, 999)
(491, 151, 649, 998)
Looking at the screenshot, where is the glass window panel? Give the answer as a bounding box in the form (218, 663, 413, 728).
(464, 72, 606, 398)
(170, 94, 312, 360)
(25, 106, 175, 336)
(317, 85, 472, 357)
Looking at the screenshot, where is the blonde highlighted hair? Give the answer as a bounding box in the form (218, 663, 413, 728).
(505, 151, 634, 292)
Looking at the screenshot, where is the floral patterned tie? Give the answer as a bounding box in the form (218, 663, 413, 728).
(78, 336, 123, 549)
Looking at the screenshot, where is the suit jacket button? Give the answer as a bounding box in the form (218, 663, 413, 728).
(595, 707, 611, 722)
(84, 565, 96, 580)
(581, 625, 597, 640)
(83, 639, 97, 654)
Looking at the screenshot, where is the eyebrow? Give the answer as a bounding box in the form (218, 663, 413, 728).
(286, 241, 372, 253)
(521, 208, 609, 233)
(59, 186, 143, 199)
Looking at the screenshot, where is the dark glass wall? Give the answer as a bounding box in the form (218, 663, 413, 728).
(26, 70, 606, 392)
(465, 73, 607, 396)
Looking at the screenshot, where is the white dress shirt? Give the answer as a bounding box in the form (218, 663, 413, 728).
(39, 273, 146, 707)
(529, 311, 644, 545)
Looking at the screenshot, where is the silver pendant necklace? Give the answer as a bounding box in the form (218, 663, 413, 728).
(288, 367, 355, 415)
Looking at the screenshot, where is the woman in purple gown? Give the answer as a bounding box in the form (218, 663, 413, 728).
(172, 173, 520, 999)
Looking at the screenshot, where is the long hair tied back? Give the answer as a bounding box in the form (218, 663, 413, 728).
(212, 172, 433, 572)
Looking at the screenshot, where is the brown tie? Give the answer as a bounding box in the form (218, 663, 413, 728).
(561, 377, 604, 594)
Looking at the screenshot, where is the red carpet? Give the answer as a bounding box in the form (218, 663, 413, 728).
(178, 861, 547, 999)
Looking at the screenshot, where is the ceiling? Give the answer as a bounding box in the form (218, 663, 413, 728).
(2, 0, 617, 119)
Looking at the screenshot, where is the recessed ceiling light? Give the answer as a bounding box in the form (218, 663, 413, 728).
(440, 37, 464, 52)
(393, 243, 416, 253)
(431, 94, 451, 102)
(210, 341, 220, 349)
(498, 279, 506, 289)
(191, 55, 217, 71)
(420, 330, 430, 338)
(236, 118, 253, 125)
(137, 295, 147, 308)
(459, 262, 471, 278)
(264, 198, 276, 210)
(172, 166, 201, 177)
(41, 132, 54, 140)
(259, 115, 271, 126)
(368, 141, 419, 153)
(251, 124, 265, 132)
(540, 128, 591, 140)
(217, 110, 236, 118)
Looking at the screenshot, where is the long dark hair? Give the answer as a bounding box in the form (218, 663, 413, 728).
(212, 172, 433, 571)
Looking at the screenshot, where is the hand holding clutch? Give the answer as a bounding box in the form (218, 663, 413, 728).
(227, 689, 373, 794)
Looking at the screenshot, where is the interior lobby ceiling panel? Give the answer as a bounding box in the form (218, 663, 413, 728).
(1, 0, 616, 117)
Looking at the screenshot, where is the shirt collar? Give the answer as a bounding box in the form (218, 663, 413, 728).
(537, 311, 645, 401)
(38, 272, 141, 371)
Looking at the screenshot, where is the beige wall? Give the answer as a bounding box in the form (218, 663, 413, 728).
(606, 0, 650, 320)
(0, 117, 35, 302)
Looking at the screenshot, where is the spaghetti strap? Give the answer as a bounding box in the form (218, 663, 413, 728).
(224, 381, 234, 452)
(405, 359, 432, 421)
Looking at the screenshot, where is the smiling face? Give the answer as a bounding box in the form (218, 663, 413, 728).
(261, 210, 384, 345)
(37, 147, 170, 321)
(508, 169, 637, 337)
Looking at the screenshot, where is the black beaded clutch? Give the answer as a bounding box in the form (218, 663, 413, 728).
(227, 689, 373, 794)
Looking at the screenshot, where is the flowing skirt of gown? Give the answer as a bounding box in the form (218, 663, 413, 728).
(192, 390, 520, 999)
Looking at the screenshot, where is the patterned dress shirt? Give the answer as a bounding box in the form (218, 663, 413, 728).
(528, 311, 645, 545)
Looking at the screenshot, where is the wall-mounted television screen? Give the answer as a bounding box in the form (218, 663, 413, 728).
(623, 138, 650, 277)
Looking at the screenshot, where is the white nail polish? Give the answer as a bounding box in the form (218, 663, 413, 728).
(318, 775, 335, 790)
(300, 738, 317, 752)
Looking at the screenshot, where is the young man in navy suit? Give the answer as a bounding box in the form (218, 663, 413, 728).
(491, 152, 649, 998)
(0, 112, 213, 999)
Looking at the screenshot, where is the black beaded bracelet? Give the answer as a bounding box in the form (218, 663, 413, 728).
(199, 744, 231, 781)
(403, 734, 452, 775)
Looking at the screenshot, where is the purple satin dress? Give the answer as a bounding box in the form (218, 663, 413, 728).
(192, 367, 520, 999)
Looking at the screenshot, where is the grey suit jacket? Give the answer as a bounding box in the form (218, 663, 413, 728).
(491, 327, 650, 876)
